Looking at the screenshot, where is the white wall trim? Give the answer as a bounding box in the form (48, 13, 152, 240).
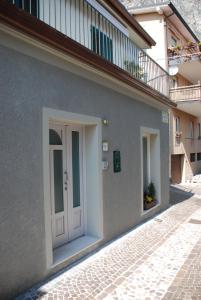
(43, 107, 103, 269)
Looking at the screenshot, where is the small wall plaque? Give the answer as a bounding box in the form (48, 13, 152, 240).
(162, 111, 169, 124)
(102, 141, 109, 152)
(102, 160, 109, 170)
(113, 151, 121, 173)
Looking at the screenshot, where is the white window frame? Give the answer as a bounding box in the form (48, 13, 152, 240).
(170, 36, 177, 47)
(175, 116, 180, 132)
(198, 123, 201, 138)
(170, 77, 178, 89)
(189, 121, 194, 139)
(142, 133, 151, 190)
(140, 127, 161, 215)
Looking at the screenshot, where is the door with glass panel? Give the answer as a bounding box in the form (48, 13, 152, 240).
(49, 124, 84, 248)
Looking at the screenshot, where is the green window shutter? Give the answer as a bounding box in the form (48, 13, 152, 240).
(15, 0, 22, 8)
(91, 26, 96, 53)
(91, 26, 113, 63)
(12, 0, 38, 17)
(100, 31, 105, 58)
(31, 0, 38, 17)
(91, 26, 100, 55)
(106, 36, 110, 61)
(109, 38, 113, 63)
(24, 0, 30, 13)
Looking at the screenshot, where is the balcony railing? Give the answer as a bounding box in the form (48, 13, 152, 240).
(170, 84, 201, 102)
(7, 0, 169, 97)
(168, 45, 201, 66)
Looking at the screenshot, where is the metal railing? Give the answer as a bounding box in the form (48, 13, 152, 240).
(170, 84, 201, 102)
(168, 46, 201, 66)
(8, 0, 39, 16)
(8, 0, 169, 96)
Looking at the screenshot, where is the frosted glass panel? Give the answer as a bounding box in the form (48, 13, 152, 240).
(53, 150, 64, 213)
(72, 131, 80, 208)
(49, 129, 62, 145)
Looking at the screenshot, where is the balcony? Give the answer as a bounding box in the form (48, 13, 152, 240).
(168, 45, 201, 68)
(170, 84, 201, 117)
(6, 0, 169, 97)
(168, 45, 201, 84)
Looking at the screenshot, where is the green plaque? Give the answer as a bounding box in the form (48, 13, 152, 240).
(113, 151, 121, 173)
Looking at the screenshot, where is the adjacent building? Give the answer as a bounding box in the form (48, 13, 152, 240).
(0, 0, 174, 298)
(124, 0, 201, 183)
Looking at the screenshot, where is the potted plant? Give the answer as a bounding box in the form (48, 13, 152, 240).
(187, 41, 196, 47)
(175, 131, 182, 138)
(185, 41, 197, 53)
(144, 182, 157, 210)
(167, 47, 177, 56)
(175, 45, 182, 54)
(124, 60, 144, 80)
(168, 45, 182, 56)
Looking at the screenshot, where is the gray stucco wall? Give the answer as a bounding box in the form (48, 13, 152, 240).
(0, 44, 169, 299)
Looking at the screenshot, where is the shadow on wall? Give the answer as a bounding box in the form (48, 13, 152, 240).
(170, 185, 194, 205)
(16, 290, 47, 300)
(33, 291, 47, 300)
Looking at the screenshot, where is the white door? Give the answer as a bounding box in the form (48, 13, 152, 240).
(49, 124, 84, 249)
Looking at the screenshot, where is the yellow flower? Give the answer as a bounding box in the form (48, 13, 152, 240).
(146, 195, 153, 203)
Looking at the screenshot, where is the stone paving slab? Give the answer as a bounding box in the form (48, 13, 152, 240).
(191, 174, 201, 184)
(105, 209, 201, 300)
(172, 183, 201, 199)
(17, 188, 201, 300)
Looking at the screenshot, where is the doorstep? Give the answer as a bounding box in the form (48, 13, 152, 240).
(53, 235, 101, 267)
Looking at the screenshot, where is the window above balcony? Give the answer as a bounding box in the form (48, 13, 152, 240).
(91, 26, 113, 63)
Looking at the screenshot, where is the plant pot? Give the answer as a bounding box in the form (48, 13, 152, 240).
(144, 199, 157, 211)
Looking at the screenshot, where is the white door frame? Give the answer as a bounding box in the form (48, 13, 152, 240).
(140, 127, 161, 215)
(43, 108, 103, 269)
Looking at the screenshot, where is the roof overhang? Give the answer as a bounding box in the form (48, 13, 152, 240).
(99, 0, 156, 48)
(171, 58, 201, 84)
(176, 100, 201, 117)
(128, 1, 200, 44)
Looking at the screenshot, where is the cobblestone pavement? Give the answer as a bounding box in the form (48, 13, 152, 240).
(191, 174, 201, 184)
(173, 182, 201, 199)
(17, 186, 201, 300)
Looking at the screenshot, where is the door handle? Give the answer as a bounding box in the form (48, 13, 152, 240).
(64, 171, 68, 181)
(64, 171, 68, 190)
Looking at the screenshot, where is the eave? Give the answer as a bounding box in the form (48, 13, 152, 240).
(129, 1, 200, 44)
(100, 0, 156, 47)
(0, 1, 175, 108)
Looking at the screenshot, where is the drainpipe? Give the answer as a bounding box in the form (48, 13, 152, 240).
(163, 12, 175, 72)
(162, 11, 175, 181)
